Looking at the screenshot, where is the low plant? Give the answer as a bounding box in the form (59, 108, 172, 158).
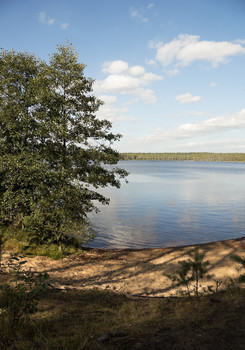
(165, 248, 212, 297)
(203, 277, 235, 295)
(2, 227, 83, 259)
(230, 254, 245, 283)
(0, 253, 51, 342)
(27, 243, 80, 260)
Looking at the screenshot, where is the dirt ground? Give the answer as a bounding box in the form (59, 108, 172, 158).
(2, 238, 245, 297)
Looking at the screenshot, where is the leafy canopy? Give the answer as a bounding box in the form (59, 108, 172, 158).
(0, 43, 127, 246)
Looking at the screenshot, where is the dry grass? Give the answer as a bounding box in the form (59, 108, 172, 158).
(1, 283, 245, 349)
(1, 238, 245, 349)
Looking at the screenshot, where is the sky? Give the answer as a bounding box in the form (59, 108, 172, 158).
(1, 0, 245, 153)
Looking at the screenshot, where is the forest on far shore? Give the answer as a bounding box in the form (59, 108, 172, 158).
(120, 152, 245, 162)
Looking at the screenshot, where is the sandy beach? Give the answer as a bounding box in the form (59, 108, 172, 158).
(2, 238, 245, 297)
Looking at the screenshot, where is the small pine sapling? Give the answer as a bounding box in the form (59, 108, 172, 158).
(230, 254, 245, 283)
(165, 248, 212, 297)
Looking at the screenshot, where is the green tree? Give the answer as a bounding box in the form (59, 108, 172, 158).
(0, 43, 127, 246)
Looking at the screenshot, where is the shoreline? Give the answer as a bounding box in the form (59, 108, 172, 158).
(119, 153, 245, 163)
(2, 237, 245, 297)
(120, 159, 245, 163)
(84, 236, 245, 253)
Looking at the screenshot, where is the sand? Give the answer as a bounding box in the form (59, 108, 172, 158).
(2, 238, 245, 297)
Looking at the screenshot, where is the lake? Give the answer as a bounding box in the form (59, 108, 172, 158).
(88, 161, 245, 249)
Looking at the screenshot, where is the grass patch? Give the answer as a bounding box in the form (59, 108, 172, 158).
(0, 284, 245, 349)
(2, 229, 84, 259)
(26, 243, 81, 260)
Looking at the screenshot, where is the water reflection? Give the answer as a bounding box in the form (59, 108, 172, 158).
(88, 161, 245, 248)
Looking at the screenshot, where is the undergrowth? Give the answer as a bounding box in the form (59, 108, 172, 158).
(0, 242, 51, 346)
(0, 287, 244, 349)
(2, 228, 83, 259)
(0, 238, 245, 349)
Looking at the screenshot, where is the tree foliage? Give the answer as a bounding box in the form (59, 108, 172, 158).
(120, 152, 245, 162)
(0, 43, 127, 245)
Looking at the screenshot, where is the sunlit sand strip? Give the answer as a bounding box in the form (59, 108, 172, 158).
(2, 238, 245, 297)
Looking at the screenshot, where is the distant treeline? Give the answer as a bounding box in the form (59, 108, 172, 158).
(120, 153, 245, 162)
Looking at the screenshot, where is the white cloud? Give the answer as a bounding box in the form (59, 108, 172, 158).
(167, 68, 180, 76)
(39, 12, 45, 23)
(38, 12, 55, 26)
(177, 109, 245, 135)
(184, 110, 206, 116)
(185, 139, 245, 149)
(140, 109, 245, 142)
(235, 39, 245, 45)
(145, 58, 157, 66)
(147, 3, 155, 9)
(61, 22, 69, 30)
(39, 12, 70, 30)
(122, 135, 245, 153)
(96, 95, 133, 122)
(130, 7, 149, 22)
(142, 72, 163, 83)
(148, 39, 163, 49)
(134, 88, 158, 104)
(47, 18, 55, 25)
(99, 95, 118, 105)
(94, 60, 163, 104)
(130, 8, 138, 18)
(176, 93, 201, 104)
(102, 60, 129, 74)
(124, 97, 140, 105)
(96, 74, 140, 92)
(128, 65, 145, 76)
(153, 34, 245, 68)
(210, 82, 217, 87)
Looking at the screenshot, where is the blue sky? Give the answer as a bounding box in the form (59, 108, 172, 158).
(1, 0, 245, 152)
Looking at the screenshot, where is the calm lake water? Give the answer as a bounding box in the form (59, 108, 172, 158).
(88, 161, 245, 249)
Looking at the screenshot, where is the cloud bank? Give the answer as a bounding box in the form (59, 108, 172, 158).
(152, 34, 245, 69)
(140, 109, 245, 142)
(94, 60, 163, 104)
